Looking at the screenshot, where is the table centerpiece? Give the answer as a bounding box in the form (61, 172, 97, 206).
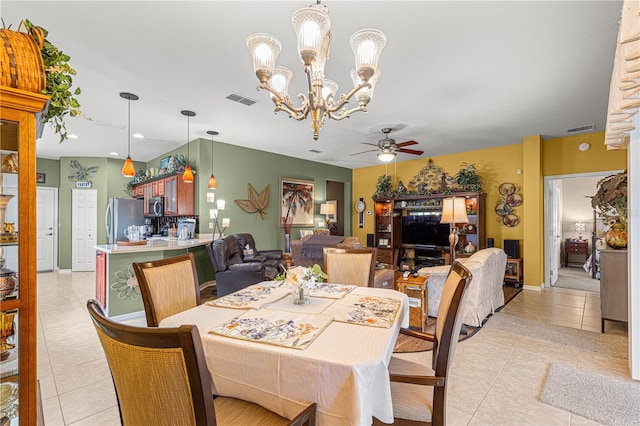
(276, 264, 327, 305)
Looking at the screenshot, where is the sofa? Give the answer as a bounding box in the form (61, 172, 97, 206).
(290, 230, 363, 267)
(417, 248, 508, 327)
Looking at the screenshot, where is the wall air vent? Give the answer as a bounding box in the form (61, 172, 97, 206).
(226, 92, 257, 106)
(567, 124, 595, 134)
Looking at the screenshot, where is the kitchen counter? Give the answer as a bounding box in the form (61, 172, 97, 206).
(94, 235, 215, 319)
(95, 236, 213, 254)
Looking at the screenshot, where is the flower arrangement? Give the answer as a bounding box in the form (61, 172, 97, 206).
(276, 264, 327, 305)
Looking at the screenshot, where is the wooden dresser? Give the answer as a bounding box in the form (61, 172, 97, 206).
(599, 248, 628, 332)
(563, 239, 589, 267)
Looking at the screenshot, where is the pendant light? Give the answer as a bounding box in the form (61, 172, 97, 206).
(120, 92, 139, 177)
(181, 110, 196, 183)
(207, 130, 218, 189)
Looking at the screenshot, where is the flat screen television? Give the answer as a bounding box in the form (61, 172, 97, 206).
(401, 213, 451, 249)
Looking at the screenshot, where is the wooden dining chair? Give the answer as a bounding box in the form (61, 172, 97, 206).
(132, 253, 201, 327)
(323, 247, 377, 287)
(86, 299, 317, 426)
(374, 261, 473, 426)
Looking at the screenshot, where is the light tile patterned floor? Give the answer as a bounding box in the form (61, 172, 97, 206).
(37, 271, 629, 425)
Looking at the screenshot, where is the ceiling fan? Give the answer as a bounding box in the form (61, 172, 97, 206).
(350, 128, 424, 162)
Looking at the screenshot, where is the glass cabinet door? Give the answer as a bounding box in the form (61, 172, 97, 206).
(1, 87, 49, 425)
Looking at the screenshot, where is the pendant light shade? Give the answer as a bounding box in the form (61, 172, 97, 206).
(207, 130, 218, 190)
(120, 92, 139, 177)
(181, 110, 196, 183)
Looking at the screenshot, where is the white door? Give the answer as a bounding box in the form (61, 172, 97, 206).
(544, 178, 561, 287)
(36, 188, 57, 272)
(72, 189, 97, 271)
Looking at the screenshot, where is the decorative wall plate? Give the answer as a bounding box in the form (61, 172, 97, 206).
(498, 182, 516, 196)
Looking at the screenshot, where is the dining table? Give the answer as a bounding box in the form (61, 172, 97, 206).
(160, 281, 409, 426)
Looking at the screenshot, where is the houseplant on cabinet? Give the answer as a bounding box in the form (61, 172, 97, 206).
(591, 170, 627, 249)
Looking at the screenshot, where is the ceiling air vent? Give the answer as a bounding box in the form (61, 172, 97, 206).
(308, 149, 322, 154)
(226, 92, 257, 106)
(567, 124, 595, 134)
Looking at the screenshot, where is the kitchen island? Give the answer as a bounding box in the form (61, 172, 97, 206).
(95, 236, 215, 319)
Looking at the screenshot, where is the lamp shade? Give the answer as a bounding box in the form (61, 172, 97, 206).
(320, 203, 335, 215)
(121, 156, 135, 177)
(182, 165, 194, 183)
(575, 222, 587, 232)
(208, 174, 217, 189)
(440, 197, 469, 224)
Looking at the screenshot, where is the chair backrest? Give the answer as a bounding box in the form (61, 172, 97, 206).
(322, 247, 377, 287)
(86, 299, 215, 425)
(234, 233, 256, 251)
(132, 253, 200, 327)
(432, 260, 473, 376)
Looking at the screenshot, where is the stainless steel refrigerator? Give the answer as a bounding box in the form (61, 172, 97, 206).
(105, 198, 145, 244)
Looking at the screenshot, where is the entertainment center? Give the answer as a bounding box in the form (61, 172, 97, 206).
(373, 192, 486, 270)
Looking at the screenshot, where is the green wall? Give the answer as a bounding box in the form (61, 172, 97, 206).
(48, 143, 351, 270)
(35, 158, 61, 188)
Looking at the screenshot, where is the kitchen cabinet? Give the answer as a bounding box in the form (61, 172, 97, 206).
(95, 251, 106, 308)
(132, 173, 194, 217)
(1, 86, 50, 425)
(163, 174, 194, 216)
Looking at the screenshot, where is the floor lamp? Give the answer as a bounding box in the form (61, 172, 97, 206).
(440, 197, 469, 264)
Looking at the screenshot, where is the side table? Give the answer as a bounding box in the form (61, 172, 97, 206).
(396, 275, 428, 331)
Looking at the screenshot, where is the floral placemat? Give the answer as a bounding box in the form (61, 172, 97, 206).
(206, 284, 290, 310)
(208, 309, 332, 350)
(309, 283, 356, 299)
(324, 294, 401, 328)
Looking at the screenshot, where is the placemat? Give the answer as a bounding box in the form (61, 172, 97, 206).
(325, 294, 401, 328)
(206, 284, 290, 310)
(208, 309, 332, 350)
(309, 283, 356, 299)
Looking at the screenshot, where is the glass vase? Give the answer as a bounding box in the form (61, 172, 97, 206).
(292, 286, 309, 305)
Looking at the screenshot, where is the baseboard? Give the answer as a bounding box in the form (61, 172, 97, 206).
(110, 310, 145, 322)
(523, 283, 543, 291)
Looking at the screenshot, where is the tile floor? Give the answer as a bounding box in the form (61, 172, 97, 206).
(37, 271, 630, 425)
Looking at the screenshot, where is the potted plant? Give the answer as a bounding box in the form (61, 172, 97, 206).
(455, 162, 483, 192)
(22, 19, 82, 142)
(373, 174, 393, 199)
(591, 170, 627, 248)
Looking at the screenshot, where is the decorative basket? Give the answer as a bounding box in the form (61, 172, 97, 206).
(0, 23, 46, 93)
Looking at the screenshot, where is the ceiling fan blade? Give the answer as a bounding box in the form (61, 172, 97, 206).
(396, 140, 418, 147)
(361, 142, 380, 148)
(349, 149, 378, 156)
(398, 148, 424, 155)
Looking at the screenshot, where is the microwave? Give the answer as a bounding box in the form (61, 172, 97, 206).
(147, 196, 164, 217)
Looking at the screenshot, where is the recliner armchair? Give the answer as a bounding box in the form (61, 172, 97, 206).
(234, 233, 284, 279)
(206, 235, 267, 297)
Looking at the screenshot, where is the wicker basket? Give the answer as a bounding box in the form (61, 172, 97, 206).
(0, 23, 46, 93)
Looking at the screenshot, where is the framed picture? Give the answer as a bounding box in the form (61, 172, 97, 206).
(159, 156, 171, 174)
(280, 178, 315, 227)
(36, 173, 46, 184)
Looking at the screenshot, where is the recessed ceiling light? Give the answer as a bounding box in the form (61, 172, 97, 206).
(109, 152, 120, 157)
(67, 134, 79, 139)
(133, 133, 144, 139)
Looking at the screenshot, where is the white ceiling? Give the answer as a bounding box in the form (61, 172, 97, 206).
(3, 1, 622, 169)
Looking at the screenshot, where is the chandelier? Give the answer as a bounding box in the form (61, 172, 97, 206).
(246, 1, 386, 140)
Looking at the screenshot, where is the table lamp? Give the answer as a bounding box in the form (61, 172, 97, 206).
(575, 222, 586, 240)
(440, 197, 469, 263)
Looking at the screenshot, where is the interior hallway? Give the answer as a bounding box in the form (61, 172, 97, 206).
(36, 271, 628, 425)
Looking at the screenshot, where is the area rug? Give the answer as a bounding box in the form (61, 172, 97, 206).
(540, 363, 640, 425)
(554, 267, 600, 292)
(484, 312, 628, 359)
(394, 285, 522, 353)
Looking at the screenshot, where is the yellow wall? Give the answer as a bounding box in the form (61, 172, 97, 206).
(352, 131, 627, 288)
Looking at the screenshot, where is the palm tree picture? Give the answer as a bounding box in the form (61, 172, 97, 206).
(280, 178, 315, 226)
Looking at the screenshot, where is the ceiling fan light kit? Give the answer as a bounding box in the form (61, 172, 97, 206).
(246, 0, 386, 140)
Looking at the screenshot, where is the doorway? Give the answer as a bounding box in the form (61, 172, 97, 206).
(326, 180, 345, 236)
(544, 170, 621, 289)
(36, 187, 58, 271)
(71, 189, 97, 271)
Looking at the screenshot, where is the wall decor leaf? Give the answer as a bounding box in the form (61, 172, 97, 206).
(235, 183, 270, 219)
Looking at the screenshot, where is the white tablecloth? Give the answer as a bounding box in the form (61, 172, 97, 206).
(160, 285, 409, 425)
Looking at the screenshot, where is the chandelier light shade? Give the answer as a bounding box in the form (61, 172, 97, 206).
(207, 130, 218, 189)
(120, 92, 139, 177)
(181, 110, 196, 183)
(246, 1, 386, 140)
(440, 197, 469, 263)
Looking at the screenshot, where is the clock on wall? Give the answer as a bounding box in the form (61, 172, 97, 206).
(355, 198, 366, 228)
